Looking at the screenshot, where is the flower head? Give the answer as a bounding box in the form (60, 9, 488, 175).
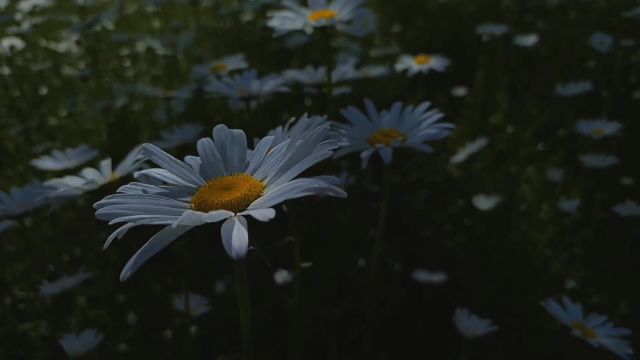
(575, 119, 622, 139)
(0, 182, 52, 217)
(333, 98, 454, 167)
(153, 124, 204, 150)
(172, 292, 211, 317)
(579, 153, 619, 169)
(205, 69, 289, 110)
(59, 329, 103, 357)
(94, 122, 346, 281)
(39, 271, 94, 297)
(394, 53, 450, 76)
(31, 144, 98, 171)
(541, 297, 633, 360)
(453, 307, 498, 339)
(192, 53, 248, 79)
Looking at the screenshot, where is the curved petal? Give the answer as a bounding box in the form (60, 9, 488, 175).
(240, 208, 276, 222)
(220, 216, 249, 260)
(142, 144, 205, 187)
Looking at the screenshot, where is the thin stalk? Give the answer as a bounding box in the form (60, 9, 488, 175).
(288, 205, 303, 360)
(234, 259, 254, 360)
(322, 29, 334, 115)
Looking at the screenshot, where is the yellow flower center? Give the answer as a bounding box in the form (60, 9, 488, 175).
(414, 54, 433, 65)
(307, 9, 338, 22)
(108, 174, 120, 183)
(571, 322, 598, 340)
(191, 173, 264, 213)
(590, 128, 606, 138)
(367, 128, 406, 147)
(209, 63, 228, 74)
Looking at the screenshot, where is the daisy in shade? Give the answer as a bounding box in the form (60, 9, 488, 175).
(394, 53, 450, 76)
(94, 122, 346, 280)
(575, 119, 622, 139)
(554, 81, 593, 97)
(172, 292, 211, 317)
(153, 124, 204, 150)
(205, 69, 289, 110)
(192, 53, 248, 79)
(39, 271, 94, 297)
(541, 297, 633, 360)
(45, 146, 144, 198)
(579, 153, 619, 169)
(613, 200, 640, 217)
(0, 182, 52, 217)
(333, 98, 454, 167)
(267, 0, 374, 37)
(31, 144, 98, 171)
(59, 329, 103, 357)
(453, 307, 498, 339)
(589, 32, 614, 53)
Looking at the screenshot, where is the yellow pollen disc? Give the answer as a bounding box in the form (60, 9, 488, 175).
(191, 173, 264, 214)
(590, 128, 606, 138)
(108, 174, 120, 183)
(571, 322, 598, 340)
(307, 9, 338, 22)
(210, 63, 228, 74)
(367, 128, 406, 147)
(414, 54, 433, 65)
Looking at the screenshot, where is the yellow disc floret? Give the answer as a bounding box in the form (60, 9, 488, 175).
(191, 173, 264, 213)
(210, 63, 228, 74)
(367, 128, 406, 147)
(414, 54, 433, 65)
(307, 9, 338, 22)
(571, 322, 598, 340)
(590, 128, 606, 138)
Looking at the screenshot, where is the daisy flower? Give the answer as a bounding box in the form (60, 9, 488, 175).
(453, 307, 499, 339)
(411, 268, 448, 285)
(575, 119, 622, 139)
(0, 182, 52, 217)
(579, 153, 619, 169)
(558, 197, 581, 214)
(273, 268, 294, 285)
(394, 53, 450, 76)
(613, 200, 640, 217)
(554, 81, 594, 97)
(475, 22, 510, 39)
(589, 32, 614, 53)
(512, 33, 540, 47)
(282, 59, 357, 95)
(267, 0, 374, 37)
(541, 297, 633, 360)
(31, 144, 98, 171)
(0, 36, 26, 56)
(205, 69, 289, 110)
(172, 292, 211, 317)
(39, 271, 94, 297)
(45, 146, 145, 198)
(192, 53, 248, 78)
(153, 124, 204, 150)
(450, 136, 489, 164)
(94, 122, 346, 280)
(59, 329, 104, 357)
(333, 98, 454, 167)
(471, 193, 502, 211)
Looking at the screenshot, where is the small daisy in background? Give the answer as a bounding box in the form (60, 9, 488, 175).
(554, 81, 594, 97)
(59, 329, 104, 357)
(475, 22, 510, 40)
(273, 268, 293, 285)
(471, 193, 502, 211)
(589, 32, 614, 53)
(613, 200, 640, 217)
(575, 119, 622, 140)
(558, 197, 581, 214)
(411, 268, 448, 285)
(192, 53, 248, 79)
(30, 144, 98, 171)
(39, 271, 94, 297)
(267, 0, 374, 37)
(512, 33, 540, 47)
(0, 182, 52, 217)
(541, 297, 633, 360)
(172, 292, 212, 318)
(153, 124, 204, 150)
(453, 307, 499, 339)
(579, 153, 619, 169)
(205, 69, 290, 110)
(333, 98, 454, 167)
(394, 53, 450, 76)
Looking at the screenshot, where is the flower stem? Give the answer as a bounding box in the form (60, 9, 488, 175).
(288, 205, 303, 359)
(234, 259, 254, 360)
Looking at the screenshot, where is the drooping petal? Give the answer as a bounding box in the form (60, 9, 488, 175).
(220, 216, 249, 260)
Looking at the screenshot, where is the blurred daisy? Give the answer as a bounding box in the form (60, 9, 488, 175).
(267, 0, 373, 37)
(589, 32, 613, 53)
(154, 124, 204, 150)
(0, 183, 52, 217)
(555, 81, 593, 97)
(31, 144, 98, 171)
(579, 154, 619, 169)
(59, 329, 103, 357)
(513, 33, 539, 47)
(205, 69, 289, 110)
(39, 271, 94, 297)
(282, 59, 357, 95)
(451, 86, 469, 98)
(45, 146, 145, 198)
(476, 22, 509, 39)
(453, 308, 498, 339)
(192, 53, 248, 78)
(546, 167, 565, 183)
(0, 219, 17, 235)
(394, 53, 450, 76)
(0, 36, 26, 56)
(471, 194, 502, 211)
(273, 268, 293, 285)
(333, 99, 454, 167)
(541, 297, 633, 360)
(450, 136, 489, 164)
(575, 119, 622, 139)
(558, 197, 581, 214)
(411, 268, 448, 285)
(172, 292, 211, 317)
(613, 200, 640, 217)
(94, 123, 346, 280)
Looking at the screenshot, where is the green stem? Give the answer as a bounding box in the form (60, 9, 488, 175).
(323, 29, 334, 115)
(234, 259, 254, 360)
(289, 206, 303, 360)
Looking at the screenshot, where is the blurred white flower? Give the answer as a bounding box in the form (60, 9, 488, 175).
(0, 182, 52, 217)
(192, 53, 248, 79)
(575, 119, 622, 139)
(39, 271, 94, 297)
(558, 197, 580, 214)
(476, 22, 509, 39)
(513, 33, 539, 47)
(613, 200, 640, 217)
(589, 32, 613, 53)
(451, 86, 469, 97)
(31, 144, 98, 171)
(0, 36, 26, 56)
(395, 53, 450, 76)
(411, 268, 447, 285)
(450, 137, 489, 164)
(273, 268, 293, 285)
(205, 69, 289, 110)
(16, 0, 54, 14)
(546, 167, 565, 183)
(471, 194, 502, 211)
(453, 307, 498, 339)
(172, 292, 212, 317)
(579, 154, 619, 169)
(555, 81, 593, 97)
(59, 329, 103, 357)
